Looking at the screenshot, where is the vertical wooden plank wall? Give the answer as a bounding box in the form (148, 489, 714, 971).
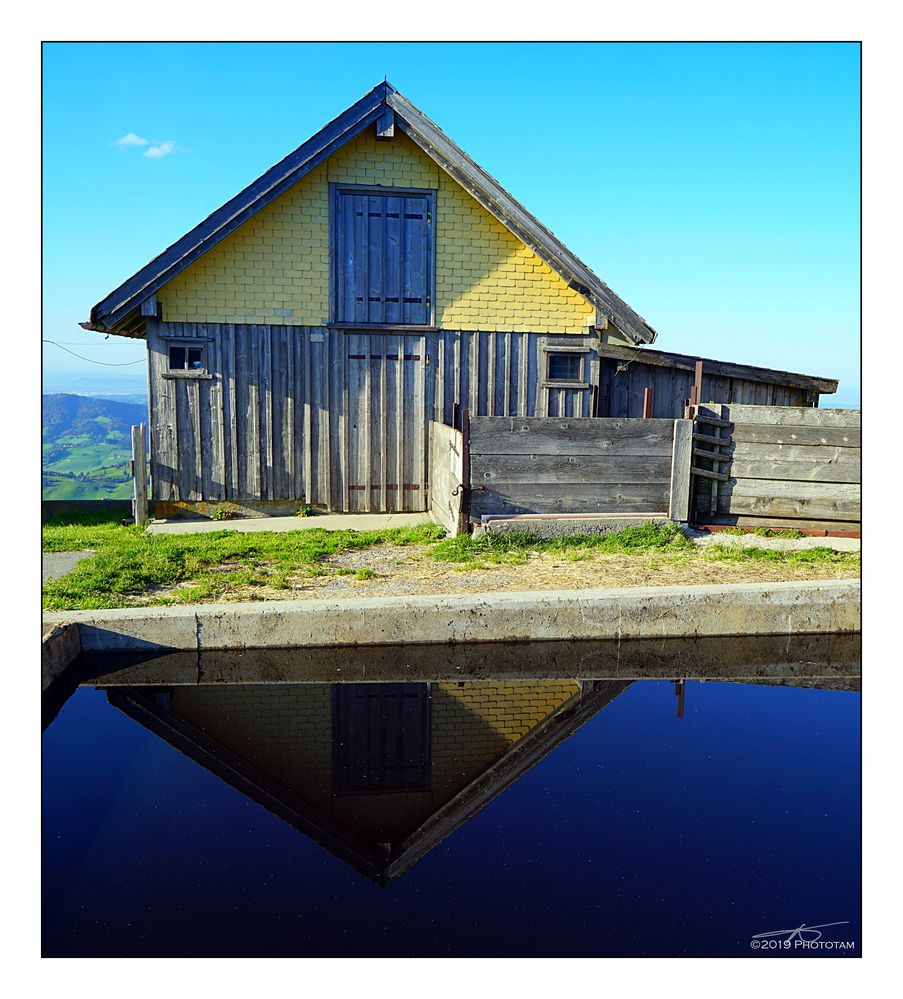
(148, 324, 598, 511)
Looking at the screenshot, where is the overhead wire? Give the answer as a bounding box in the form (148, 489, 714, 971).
(42, 339, 145, 366)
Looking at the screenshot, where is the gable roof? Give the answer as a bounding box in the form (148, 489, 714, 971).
(84, 81, 657, 344)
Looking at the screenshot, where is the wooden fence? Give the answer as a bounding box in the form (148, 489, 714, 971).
(465, 417, 692, 521)
(691, 404, 861, 532)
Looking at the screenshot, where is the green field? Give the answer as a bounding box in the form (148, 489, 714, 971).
(42, 393, 147, 500)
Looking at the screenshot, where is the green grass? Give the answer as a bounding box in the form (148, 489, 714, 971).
(42, 515, 446, 610)
(719, 526, 806, 539)
(42, 514, 858, 611)
(429, 520, 694, 565)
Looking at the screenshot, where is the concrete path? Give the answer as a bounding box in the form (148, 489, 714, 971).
(42, 551, 93, 585)
(686, 530, 859, 553)
(146, 511, 433, 535)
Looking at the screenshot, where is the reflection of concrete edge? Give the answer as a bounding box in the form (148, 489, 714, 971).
(105, 681, 631, 884)
(80, 633, 861, 688)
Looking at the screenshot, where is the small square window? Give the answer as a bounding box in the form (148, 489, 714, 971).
(547, 352, 582, 382)
(168, 343, 206, 373)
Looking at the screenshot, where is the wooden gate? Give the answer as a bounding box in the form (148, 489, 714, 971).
(342, 332, 431, 513)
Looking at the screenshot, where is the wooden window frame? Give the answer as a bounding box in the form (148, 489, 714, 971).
(542, 345, 590, 389)
(329, 182, 437, 328)
(161, 338, 213, 380)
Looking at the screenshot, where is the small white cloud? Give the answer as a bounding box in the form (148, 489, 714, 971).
(144, 140, 181, 159)
(114, 132, 149, 148)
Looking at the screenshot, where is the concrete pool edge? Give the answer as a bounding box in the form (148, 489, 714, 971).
(42, 579, 860, 654)
(42, 622, 82, 691)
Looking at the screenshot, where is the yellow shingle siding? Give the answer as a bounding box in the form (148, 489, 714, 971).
(158, 129, 596, 332)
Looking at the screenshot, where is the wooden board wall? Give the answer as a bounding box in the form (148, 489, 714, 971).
(468, 417, 675, 518)
(146, 321, 830, 514)
(699, 404, 861, 530)
(147, 323, 597, 511)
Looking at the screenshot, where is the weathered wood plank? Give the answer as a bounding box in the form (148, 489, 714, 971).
(731, 424, 860, 448)
(727, 440, 861, 470)
(723, 405, 860, 428)
(395, 335, 405, 512)
(470, 483, 670, 518)
(690, 466, 729, 482)
(471, 453, 672, 485)
(469, 417, 674, 456)
(428, 421, 464, 535)
(131, 423, 148, 525)
(729, 460, 858, 484)
(718, 479, 860, 521)
(668, 419, 693, 522)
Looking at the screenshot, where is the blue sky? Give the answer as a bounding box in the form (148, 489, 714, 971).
(42, 41, 860, 404)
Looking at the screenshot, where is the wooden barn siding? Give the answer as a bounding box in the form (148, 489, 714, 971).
(148, 323, 595, 511)
(468, 417, 675, 518)
(596, 358, 812, 418)
(698, 404, 861, 530)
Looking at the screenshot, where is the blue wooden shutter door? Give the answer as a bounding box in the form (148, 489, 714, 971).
(336, 191, 429, 324)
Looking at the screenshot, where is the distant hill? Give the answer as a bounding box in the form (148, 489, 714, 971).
(42, 394, 149, 500)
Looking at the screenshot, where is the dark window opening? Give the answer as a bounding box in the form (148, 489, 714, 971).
(547, 352, 583, 382)
(168, 343, 206, 372)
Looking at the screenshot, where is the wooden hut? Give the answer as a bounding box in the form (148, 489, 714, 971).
(83, 82, 837, 516)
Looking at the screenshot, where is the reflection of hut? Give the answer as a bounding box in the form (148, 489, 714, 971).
(108, 679, 630, 883)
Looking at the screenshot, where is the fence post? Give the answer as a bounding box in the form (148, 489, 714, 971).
(460, 409, 472, 533)
(687, 360, 704, 418)
(669, 419, 693, 523)
(642, 386, 654, 418)
(131, 423, 148, 526)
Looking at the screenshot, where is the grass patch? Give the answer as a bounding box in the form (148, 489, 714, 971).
(718, 526, 806, 539)
(429, 521, 693, 566)
(42, 519, 445, 610)
(42, 514, 857, 611)
(42, 509, 135, 552)
(702, 544, 856, 566)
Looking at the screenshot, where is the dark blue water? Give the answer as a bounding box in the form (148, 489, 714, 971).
(42, 678, 860, 957)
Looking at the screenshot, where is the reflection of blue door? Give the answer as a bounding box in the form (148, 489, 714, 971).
(334, 188, 432, 325)
(332, 684, 431, 794)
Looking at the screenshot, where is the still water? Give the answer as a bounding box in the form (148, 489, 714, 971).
(42, 636, 860, 957)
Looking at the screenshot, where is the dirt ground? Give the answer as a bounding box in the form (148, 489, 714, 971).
(150, 544, 860, 605)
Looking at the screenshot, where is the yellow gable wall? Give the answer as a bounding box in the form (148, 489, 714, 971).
(158, 129, 596, 333)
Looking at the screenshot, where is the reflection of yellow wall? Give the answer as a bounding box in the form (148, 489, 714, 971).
(170, 680, 579, 844)
(158, 129, 597, 333)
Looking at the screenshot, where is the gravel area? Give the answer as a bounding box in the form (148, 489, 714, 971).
(42, 551, 93, 585)
(146, 543, 858, 607)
